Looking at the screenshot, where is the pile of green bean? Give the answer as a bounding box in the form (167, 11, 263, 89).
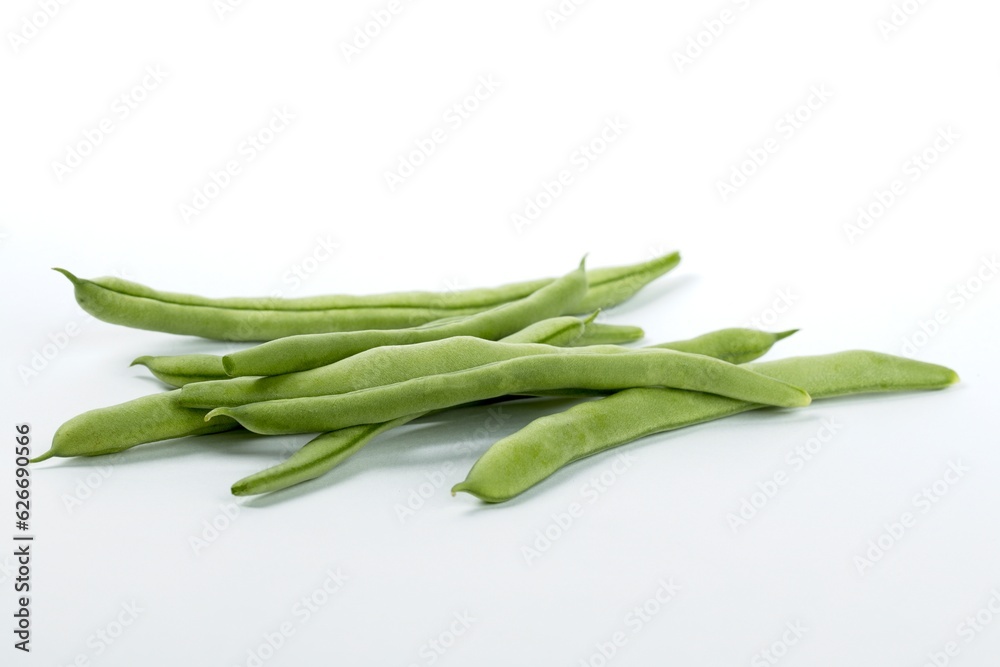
(34, 252, 960, 504)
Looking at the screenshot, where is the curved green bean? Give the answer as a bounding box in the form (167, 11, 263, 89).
(133, 316, 646, 389)
(207, 349, 811, 435)
(453, 351, 960, 502)
(56, 251, 678, 341)
(231, 328, 796, 495)
(30, 392, 239, 463)
(220, 260, 588, 376)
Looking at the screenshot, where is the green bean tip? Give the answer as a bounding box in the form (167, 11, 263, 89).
(29, 450, 55, 464)
(775, 329, 799, 341)
(205, 408, 232, 422)
(52, 267, 81, 285)
(582, 310, 601, 324)
(130, 356, 151, 368)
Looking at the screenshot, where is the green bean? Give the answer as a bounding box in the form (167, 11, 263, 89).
(131, 354, 229, 387)
(181, 319, 600, 409)
(55, 252, 678, 341)
(133, 316, 645, 389)
(30, 392, 239, 463)
(651, 328, 798, 363)
(220, 260, 588, 376)
(570, 323, 644, 346)
(206, 348, 811, 435)
(452, 351, 960, 502)
(230, 327, 795, 495)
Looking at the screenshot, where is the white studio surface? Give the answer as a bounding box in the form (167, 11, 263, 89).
(2, 1, 999, 665)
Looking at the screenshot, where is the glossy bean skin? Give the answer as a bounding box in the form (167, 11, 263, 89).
(452, 352, 960, 502)
(30, 392, 239, 462)
(220, 261, 588, 376)
(207, 348, 811, 435)
(56, 252, 678, 341)
(230, 327, 792, 495)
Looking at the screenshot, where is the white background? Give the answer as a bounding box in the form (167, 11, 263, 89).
(2, 1, 999, 665)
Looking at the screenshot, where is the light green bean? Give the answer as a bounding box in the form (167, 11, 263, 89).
(56, 252, 678, 341)
(453, 351, 960, 502)
(220, 261, 588, 376)
(207, 348, 811, 435)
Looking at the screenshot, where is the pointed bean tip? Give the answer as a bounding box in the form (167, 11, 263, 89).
(30, 450, 55, 464)
(583, 309, 601, 324)
(130, 356, 150, 368)
(52, 267, 80, 284)
(450, 482, 470, 497)
(205, 408, 232, 422)
(775, 329, 800, 341)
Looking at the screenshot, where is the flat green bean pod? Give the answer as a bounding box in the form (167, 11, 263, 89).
(453, 351, 960, 502)
(220, 261, 588, 376)
(206, 348, 811, 435)
(231, 327, 795, 495)
(56, 252, 678, 340)
(30, 392, 239, 462)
